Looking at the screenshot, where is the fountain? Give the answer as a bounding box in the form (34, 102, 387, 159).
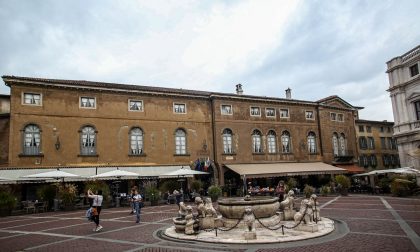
(164, 194, 335, 244)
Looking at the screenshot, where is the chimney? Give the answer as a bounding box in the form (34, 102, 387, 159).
(236, 84, 243, 95)
(285, 87, 291, 99)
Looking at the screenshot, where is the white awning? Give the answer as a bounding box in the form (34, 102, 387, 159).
(0, 165, 184, 184)
(225, 162, 346, 178)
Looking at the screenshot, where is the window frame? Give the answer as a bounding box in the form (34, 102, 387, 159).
(337, 113, 344, 122)
(129, 127, 144, 155)
(222, 128, 234, 154)
(330, 112, 337, 121)
(267, 130, 277, 154)
(250, 106, 261, 117)
(367, 137, 375, 150)
(79, 125, 97, 156)
(414, 100, 420, 120)
(265, 108, 276, 118)
(173, 103, 187, 114)
(410, 63, 419, 77)
(128, 99, 144, 112)
(221, 104, 233, 115)
(251, 129, 263, 153)
(281, 131, 291, 153)
(79, 96, 96, 109)
(279, 108, 289, 118)
(174, 128, 187, 155)
(366, 126, 372, 133)
(22, 124, 42, 156)
(305, 110, 314, 120)
(22, 92, 42, 106)
(307, 132, 317, 154)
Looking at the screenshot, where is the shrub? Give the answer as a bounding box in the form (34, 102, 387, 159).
(303, 184, 315, 198)
(207, 185, 222, 201)
(335, 175, 351, 189)
(57, 183, 77, 206)
(36, 184, 56, 210)
(159, 180, 179, 193)
(378, 177, 392, 194)
(320, 185, 330, 196)
(391, 179, 413, 197)
(0, 191, 17, 210)
(286, 177, 297, 192)
(145, 185, 161, 202)
(190, 180, 203, 193)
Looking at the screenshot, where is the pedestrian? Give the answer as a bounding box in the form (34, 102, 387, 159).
(276, 180, 286, 202)
(173, 189, 181, 209)
(129, 186, 137, 215)
(88, 189, 103, 232)
(132, 188, 142, 223)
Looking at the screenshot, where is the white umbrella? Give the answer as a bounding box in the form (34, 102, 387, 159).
(90, 168, 140, 178)
(160, 166, 209, 177)
(22, 169, 80, 181)
(0, 176, 11, 181)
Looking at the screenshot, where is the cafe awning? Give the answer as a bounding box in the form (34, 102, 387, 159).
(225, 162, 346, 178)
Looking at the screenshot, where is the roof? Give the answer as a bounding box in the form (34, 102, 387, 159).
(2, 75, 361, 110)
(225, 162, 346, 178)
(356, 119, 394, 125)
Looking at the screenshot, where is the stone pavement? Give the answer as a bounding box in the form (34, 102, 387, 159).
(0, 195, 419, 252)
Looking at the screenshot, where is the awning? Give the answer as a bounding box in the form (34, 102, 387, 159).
(353, 167, 420, 177)
(0, 165, 183, 184)
(225, 162, 346, 178)
(335, 164, 365, 174)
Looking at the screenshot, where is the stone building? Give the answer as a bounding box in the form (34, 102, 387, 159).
(355, 119, 399, 170)
(387, 44, 420, 169)
(0, 94, 10, 166)
(1, 76, 362, 185)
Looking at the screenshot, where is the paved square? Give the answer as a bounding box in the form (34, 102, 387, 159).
(0, 195, 419, 251)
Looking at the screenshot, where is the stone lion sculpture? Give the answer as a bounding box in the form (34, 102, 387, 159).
(243, 206, 255, 232)
(204, 197, 217, 218)
(294, 198, 313, 225)
(184, 206, 195, 235)
(178, 202, 188, 218)
(280, 190, 295, 210)
(195, 197, 206, 217)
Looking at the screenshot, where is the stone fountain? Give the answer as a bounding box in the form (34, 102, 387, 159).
(164, 194, 335, 244)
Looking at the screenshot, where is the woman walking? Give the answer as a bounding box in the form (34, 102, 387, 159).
(88, 189, 103, 232)
(132, 188, 142, 223)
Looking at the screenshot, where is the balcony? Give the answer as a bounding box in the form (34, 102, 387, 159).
(332, 150, 355, 164)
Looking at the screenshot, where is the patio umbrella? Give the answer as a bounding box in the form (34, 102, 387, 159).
(90, 168, 140, 179)
(160, 166, 209, 177)
(0, 176, 12, 181)
(22, 168, 80, 182)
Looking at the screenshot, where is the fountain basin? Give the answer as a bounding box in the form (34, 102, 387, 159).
(218, 196, 279, 219)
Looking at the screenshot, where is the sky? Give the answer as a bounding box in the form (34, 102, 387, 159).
(0, 0, 419, 121)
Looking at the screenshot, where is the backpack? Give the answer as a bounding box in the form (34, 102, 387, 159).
(85, 207, 94, 221)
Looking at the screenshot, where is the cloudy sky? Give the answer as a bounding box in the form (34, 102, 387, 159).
(1, 0, 419, 121)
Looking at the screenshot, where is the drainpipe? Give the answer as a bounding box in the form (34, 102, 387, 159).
(316, 105, 324, 157)
(210, 96, 219, 184)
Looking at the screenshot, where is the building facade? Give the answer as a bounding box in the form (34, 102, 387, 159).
(0, 94, 10, 166)
(355, 119, 399, 170)
(2, 76, 362, 184)
(387, 45, 420, 169)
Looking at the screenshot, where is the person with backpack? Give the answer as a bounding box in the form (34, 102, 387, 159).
(88, 189, 103, 232)
(132, 188, 142, 223)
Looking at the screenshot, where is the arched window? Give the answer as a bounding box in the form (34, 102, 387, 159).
(222, 129, 233, 154)
(359, 155, 368, 167)
(281, 131, 291, 153)
(175, 129, 187, 155)
(307, 132, 316, 154)
(267, 130, 277, 153)
(369, 155, 377, 167)
(332, 133, 339, 156)
(339, 133, 346, 156)
(80, 126, 96, 155)
(23, 124, 41, 155)
(252, 129, 262, 153)
(130, 127, 143, 155)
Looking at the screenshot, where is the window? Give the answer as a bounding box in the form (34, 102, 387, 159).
(23, 124, 41, 155)
(252, 130, 262, 153)
(369, 155, 377, 167)
(267, 130, 277, 153)
(337, 114, 344, 122)
(383, 155, 390, 167)
(339, 133, 346, 155)
(380, 126, 384, 133)
(281, 131, 291, 153)
(80, 97, 96, 108)
(380, 137, 387, 149)
(305, 111, 314, 120)
(332, 133, 339, 156)
(222, 129, 233, 154)
(221, 105, 232, 115)
(387, 127, 391, 133)
(390, 138, 397, 150)
(307, 132, 316, 154)
(415, 101, 420, 120)
(366, 126, 371, 133)
(390, 155, 396, 166)
(175, 129, 187, 154)
(129, 100, 143, 111)
(265, 108, 276, 117)
(359, 136, 367, 150)
(280, 109, 289, 118)
(173, 103, 186, 114)
(359, 155, 368, 168)
(359, 125, 364, 132)
(80, 126, 96, 155)
(367, 137, 375, 149)
(250, 106, 261, 116)
(23, 93, 41, 105)
(330, 112, 337, 121)
(130, 127, 143, 155)
(410, 63, 419, 77)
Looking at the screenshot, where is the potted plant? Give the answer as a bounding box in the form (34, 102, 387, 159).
(36, 184, 56, 211)
(0, 191, 17, 217)
(58, 183, 78, 210)
(145, 185, 161, 206)
(303, 184, 315, 198)
(207, 185, 222, 202)
(335, 175, 351, 196)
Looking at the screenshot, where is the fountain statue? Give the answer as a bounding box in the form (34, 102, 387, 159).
(280, 190, 296, 220)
